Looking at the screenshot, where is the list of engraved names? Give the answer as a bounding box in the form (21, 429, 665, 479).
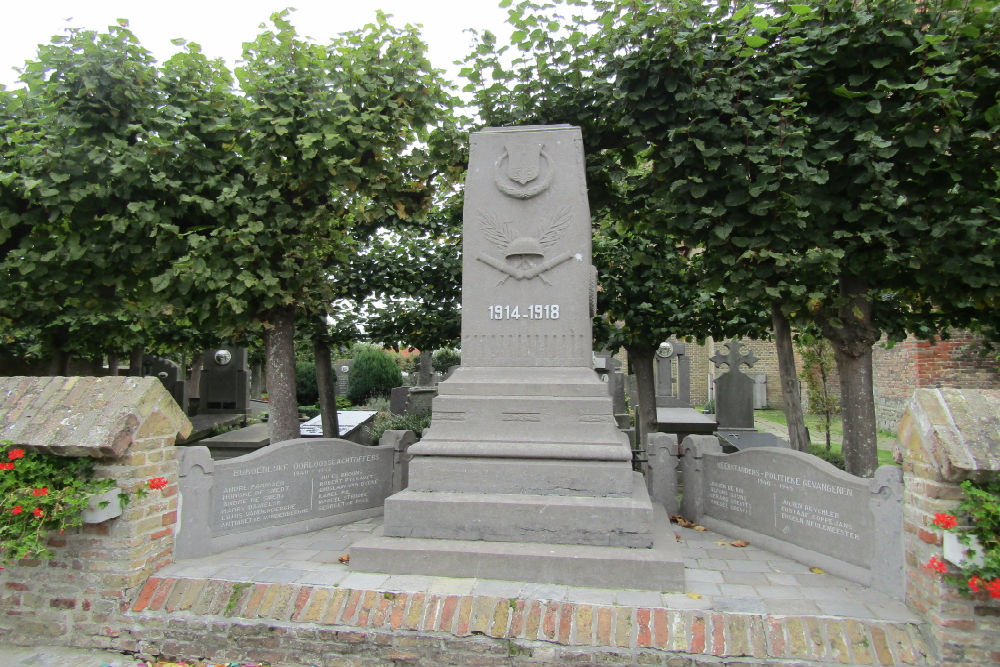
(214, 453, 385, 533)
(705, 458, 866, 550)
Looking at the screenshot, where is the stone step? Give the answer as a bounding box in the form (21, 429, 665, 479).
(381, 472, 655, 548)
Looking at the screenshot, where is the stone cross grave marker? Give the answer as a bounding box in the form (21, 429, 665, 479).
(711, 340, 757, 429)
(350, 125, 684, 590)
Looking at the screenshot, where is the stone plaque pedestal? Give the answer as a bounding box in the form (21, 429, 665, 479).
(350, 126, 683, 590)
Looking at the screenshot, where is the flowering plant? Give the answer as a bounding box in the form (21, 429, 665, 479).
(0, 440, 170, 564)
(923, 478, 1000, 599)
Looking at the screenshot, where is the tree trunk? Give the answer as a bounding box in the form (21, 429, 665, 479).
(129, 344, 144, 377)
(772, 302, 810, 452)
(418, 349, 434, 386)
(833, 345, 877, 477)
(313, 325, 340, 438)
(627, 343, 657, 451)
(822, 274, 879, 478)
(48, 348, 70, 376)
(187, 352, 202, 400)
(107, 353, 119, 377)
(266, 305, 300, 444)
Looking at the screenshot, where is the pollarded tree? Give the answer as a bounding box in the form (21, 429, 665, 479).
(0, 22, 166, 371)
(594, 227, 769, 448)
(602, 0, 1000, 475)
(165, 10, 455, 442)
(358, 194, 463, 385)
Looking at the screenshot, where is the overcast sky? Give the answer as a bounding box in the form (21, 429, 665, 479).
(0, 0, 513, 89)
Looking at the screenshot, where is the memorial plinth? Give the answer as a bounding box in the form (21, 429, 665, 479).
(350, 125, 684, 590)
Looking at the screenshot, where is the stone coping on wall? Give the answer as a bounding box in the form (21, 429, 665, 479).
(0, 376, 191, 457)
(899, 388, 1000, 481)
(126, 576, 933, 666)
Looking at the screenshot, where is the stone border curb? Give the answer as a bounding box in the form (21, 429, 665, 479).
(128, 577, 934, 666)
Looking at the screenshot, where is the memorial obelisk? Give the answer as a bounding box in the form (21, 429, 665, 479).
(351, 125, 684, 589)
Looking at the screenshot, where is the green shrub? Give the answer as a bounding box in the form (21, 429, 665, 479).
(366, 411, 432, 443)
(808, 445, 846, 471)
(346, 347, 402, 404)
(298, 404, 320, 418)
(295, 361, 318, 405)
(432, 348, 461, 373)
(336, 396, 353, 410)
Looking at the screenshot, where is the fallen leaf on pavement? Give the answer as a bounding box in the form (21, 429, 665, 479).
(714, 541, 729, 546)
(338, 554, 350, 564)
(685, 592, 703, 599)
(730, 539, 750, 547)
(693, 525, 707, 531)
(809, 567, 825, 574)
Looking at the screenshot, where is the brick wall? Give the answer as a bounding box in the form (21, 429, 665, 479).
(0, 376, 190, 650)
(873, 333, 1000, 431)
(898, 389, 1000, 667)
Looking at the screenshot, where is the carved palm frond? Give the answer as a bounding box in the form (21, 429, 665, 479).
(538, 205, 571, 248)
(479, 210, 515, 249)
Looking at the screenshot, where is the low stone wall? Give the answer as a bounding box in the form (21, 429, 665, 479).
(678, 435, 904, 598)
(176, 437, 398, 558)
(0, 376, 190, 647)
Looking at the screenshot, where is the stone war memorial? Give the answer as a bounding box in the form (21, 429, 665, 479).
(351, 125, 685, 589)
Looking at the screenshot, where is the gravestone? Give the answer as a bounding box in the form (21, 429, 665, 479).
(176, 438, 396, 558)
(751, 372, 767, 409)
(334, 359, 352, 396)
(145, 354, 188, 414)
(199, 346, 249, 414)
(717, 428, 788, 452)
(679, 436, 904, 598)
(655, 340, 691, 408)
(711, 340, 756, 428)
(389, 386, 410, 416)
(351, 125, 684, 590)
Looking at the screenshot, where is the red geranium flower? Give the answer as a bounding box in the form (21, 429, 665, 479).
(932, 513, 958, 530)
(0, 462, 13, 471)
(923, 555, 948, 574)
(7, 448, 24, 461)
(986, 579, 1000, 599)
(32, 507, 43, 518)
(32, 487, 49, 496)
(10, 506, 22, 515)
(148, 477, 168, 491)
(968, 576, 984, 593)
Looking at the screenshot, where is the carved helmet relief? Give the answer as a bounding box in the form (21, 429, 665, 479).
(477, 207, 578, 285)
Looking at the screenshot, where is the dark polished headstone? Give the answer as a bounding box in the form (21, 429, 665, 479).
(710, 341, 756, 428)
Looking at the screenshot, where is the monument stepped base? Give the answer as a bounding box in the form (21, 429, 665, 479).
(383, 472, 656, 548)
(350, 503, 685, 591)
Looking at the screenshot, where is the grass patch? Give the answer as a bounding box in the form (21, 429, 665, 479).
(756, 409, 898, 468)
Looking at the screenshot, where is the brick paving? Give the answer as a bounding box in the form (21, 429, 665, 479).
(129, 516, 934, 665)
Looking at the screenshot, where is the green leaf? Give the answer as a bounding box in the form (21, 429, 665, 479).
(744, 35, 767, 48)
(751, 16, 769, 30)
(866, 99, 882, 114)
(789, 4, 812, 14)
